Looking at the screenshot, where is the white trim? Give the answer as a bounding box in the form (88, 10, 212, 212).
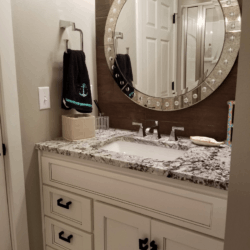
(0, 0, 30, 249)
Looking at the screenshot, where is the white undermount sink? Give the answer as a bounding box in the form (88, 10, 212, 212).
(101, 141, 185, 161)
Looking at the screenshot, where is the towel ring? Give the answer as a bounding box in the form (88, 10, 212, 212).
(60, 20, 83, 52)
(113, 31, 123, 55)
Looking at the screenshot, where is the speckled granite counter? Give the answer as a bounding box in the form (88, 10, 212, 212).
(35, 129, 231, 190)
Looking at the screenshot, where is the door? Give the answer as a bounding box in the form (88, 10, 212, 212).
(94, 202, 150, 250)
(138, 0, 177, 97)
(151, 220, 224, 250)
(0, 120, 12, 250)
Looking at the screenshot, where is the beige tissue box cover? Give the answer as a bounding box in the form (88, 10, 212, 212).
(62, 114, 95, 141)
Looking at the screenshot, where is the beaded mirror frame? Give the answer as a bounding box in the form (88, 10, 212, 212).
(104, 0, 241, 111)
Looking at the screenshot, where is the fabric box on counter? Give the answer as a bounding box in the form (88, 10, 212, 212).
(62, 114, 95, 141)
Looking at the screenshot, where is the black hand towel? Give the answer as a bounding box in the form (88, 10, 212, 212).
(62, 49, 92, 113)
(115, 54, 133, 86)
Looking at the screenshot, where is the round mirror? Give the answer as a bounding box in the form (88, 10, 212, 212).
(105, 0, 241, 111)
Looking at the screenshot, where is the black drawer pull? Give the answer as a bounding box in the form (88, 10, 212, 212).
(57, 198, 72, 209)
(139, 238, 148, 250)
(59, 231, 73, 243)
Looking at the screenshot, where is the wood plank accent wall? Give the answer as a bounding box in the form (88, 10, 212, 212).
(96, 0, 241, 141)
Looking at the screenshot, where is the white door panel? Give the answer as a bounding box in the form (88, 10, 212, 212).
(147, 39, 157, 95)
(147, 0, 157, 27)
(94, 202, 150, 250)
(161, 4, 170, 30)
(161, 40, 170, 94)
(151, 220, 224, 250)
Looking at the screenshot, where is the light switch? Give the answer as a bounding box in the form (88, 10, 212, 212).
(38, 87, 51, 110)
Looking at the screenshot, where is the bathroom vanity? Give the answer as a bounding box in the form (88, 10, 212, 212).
(36, 129, 230, 250)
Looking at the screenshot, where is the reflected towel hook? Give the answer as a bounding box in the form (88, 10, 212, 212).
(60, 20, 83, 52)
(126, 47, 129, 55)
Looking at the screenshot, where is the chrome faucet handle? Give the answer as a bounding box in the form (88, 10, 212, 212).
(132, 122, 143, 128)
(169, 126, 185, 141)
(132, 122, 144, 137)
(172, 126, 184, 131)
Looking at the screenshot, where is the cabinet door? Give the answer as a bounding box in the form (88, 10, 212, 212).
(151, 220, 224, 250)
(94, 202, 150, 250)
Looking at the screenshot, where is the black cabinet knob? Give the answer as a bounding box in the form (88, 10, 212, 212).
(150, 240, 158, 250)
(139, 238, 149, 250)
(59, 231, 73, 243)
(57, 198, 72, 209)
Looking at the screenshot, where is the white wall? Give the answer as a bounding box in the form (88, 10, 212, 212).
(10, 0, 96, 249)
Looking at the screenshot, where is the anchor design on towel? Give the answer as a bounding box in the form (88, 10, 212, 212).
(79, 83, 88, 98)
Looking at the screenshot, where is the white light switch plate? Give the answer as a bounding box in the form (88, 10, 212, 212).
(38, 87, 51, 110)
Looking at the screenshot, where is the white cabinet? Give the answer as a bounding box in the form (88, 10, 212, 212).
(151, 220, 224, 250)
(94, 202, 224, 250)
(94, 202, 150, 250)
(38, 153, 227, 250)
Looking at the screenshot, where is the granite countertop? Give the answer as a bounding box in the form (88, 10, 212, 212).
(35, 129, 231, 190)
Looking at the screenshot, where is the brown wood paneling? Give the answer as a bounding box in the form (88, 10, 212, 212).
(96, 46, 114, 104)
(96, 0, 112, 18)
(112, 83, 133, 104)
(95, 0, 239, 141)
(96, 17, 107, 47)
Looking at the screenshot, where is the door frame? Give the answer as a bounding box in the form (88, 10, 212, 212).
(0, 0, 30, 250)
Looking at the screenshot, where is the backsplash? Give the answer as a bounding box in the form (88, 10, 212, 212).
(96, 0, 241, 141)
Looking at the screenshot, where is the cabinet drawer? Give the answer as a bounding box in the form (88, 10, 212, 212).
(45, 217, 92, 250)
(43, 186, 92, 232)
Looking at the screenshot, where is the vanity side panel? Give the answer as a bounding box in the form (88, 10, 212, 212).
(38, 151, 46, 250)
(41, 156, 227, 239)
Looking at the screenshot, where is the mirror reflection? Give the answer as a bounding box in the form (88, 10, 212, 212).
(115, 0, 225, 98)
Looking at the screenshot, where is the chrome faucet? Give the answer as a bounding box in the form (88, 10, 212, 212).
(145, 121, 161, 139)
(169, 127, 185, 141)
(132, 122, 145, 137)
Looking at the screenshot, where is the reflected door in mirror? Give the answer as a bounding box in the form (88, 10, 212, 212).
(139, 0, 177, 98)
